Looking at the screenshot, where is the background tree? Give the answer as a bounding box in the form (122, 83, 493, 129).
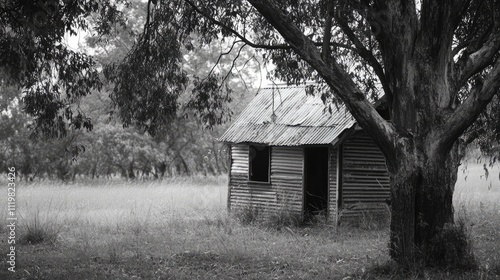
(0, 0, 255, 181)
(0, 0, 128, 136)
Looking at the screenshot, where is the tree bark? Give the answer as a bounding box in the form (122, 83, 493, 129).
(389, 141, 460, 266)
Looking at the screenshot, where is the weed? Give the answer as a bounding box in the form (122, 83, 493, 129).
(105, 237, 124, 264)
(427, 219, 477, 270)
(265, 204, 303, 229)
(203, 213, 234, 235)
(266, 210, 302, 228)
(365, 261, 409, 279)
(339, 203, 391, 230)
(232, 204, 260, 225)
(18, 203, 64, 245)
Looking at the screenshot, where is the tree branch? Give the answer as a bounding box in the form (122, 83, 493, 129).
(334, 15, 393, 101)
(220, 42, 247, 88)
(143, 0, 153, 43)
(182, 0, 354, 51)
(437, 59, 500, 152)
(452, 38, 473, 57)
(454, 25, 500, 90)
(183, 0, 287, 50)
(247, 0, 398, 161)
(450, 0, 473, 33)
(205, 39, 241, 79)
(321, 1, 333, 61)
(454, 1, 500, 90)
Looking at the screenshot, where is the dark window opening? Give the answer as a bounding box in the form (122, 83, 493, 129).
(249, 145, 270, 182)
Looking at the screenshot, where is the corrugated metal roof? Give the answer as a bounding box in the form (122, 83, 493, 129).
(219, 86, 356, 146)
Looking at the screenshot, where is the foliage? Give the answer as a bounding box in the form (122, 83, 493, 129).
(0, 84, 234, 179)
(0, 0, 260, 180)
(0, 0, 127, 137)
(466, 95, 500, 155)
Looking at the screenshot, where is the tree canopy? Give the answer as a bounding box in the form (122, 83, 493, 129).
(0, 0, 256, 180)
(0, 0, 129, 137)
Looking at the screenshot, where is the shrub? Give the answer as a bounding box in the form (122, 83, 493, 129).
(427, 220, 477, 270)
(232, 205, 259, 225)
(20, 211, 62, 244)
(19, 202, 65, 245)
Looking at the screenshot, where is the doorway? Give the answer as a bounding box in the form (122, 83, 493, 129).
(304, 147, 329, 216)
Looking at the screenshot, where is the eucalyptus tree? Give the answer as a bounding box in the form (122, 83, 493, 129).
(2, 0, 500, 268)
(112, 0, 499, 267)
(0, 0, 126, 137)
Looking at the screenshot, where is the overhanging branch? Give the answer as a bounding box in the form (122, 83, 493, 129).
(182, 0, 354, 51)
(321, 1, 333, 61)
(247, 0, 398, 161)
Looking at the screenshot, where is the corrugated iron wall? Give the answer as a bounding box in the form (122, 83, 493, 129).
(228, 144, 304, 217)
(328, 147, 338, 224)
(230, 144, 249, 175)
(228, 144, 249, 211)
(228, 136, 390, 224)
(271, 147, 303, 214)
(339, 131, 390, 222)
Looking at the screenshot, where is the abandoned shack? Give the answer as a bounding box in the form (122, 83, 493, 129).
(219, 86, 390, 224)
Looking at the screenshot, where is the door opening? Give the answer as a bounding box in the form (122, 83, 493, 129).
(304, 147, 329, 218)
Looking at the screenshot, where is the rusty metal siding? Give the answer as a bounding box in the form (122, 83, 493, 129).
(339, 131, 390, 221)
(271, 147, 303, 213)
(328, 147, 338, 223)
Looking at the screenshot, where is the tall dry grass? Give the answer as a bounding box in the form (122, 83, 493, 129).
(13, 175, 228, 240)
(454, 161, 500, 273)
(0, 164, 498, 279)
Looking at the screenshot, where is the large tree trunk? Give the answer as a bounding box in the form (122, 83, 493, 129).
(246, 0, 500, 269)
(389, 142, 461, 266)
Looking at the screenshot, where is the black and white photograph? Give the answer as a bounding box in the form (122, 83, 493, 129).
(1, 0, 500, 279)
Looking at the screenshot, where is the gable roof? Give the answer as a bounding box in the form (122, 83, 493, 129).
(219, 86, 356, 146)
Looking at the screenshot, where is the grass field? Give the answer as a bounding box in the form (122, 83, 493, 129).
(1, 164, 499, 279)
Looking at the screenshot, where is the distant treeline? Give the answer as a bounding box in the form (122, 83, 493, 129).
(1, 124, 230, 181)
(0, 85, 234, 181)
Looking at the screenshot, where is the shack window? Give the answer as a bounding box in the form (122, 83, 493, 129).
(249, 145, 270, 182)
